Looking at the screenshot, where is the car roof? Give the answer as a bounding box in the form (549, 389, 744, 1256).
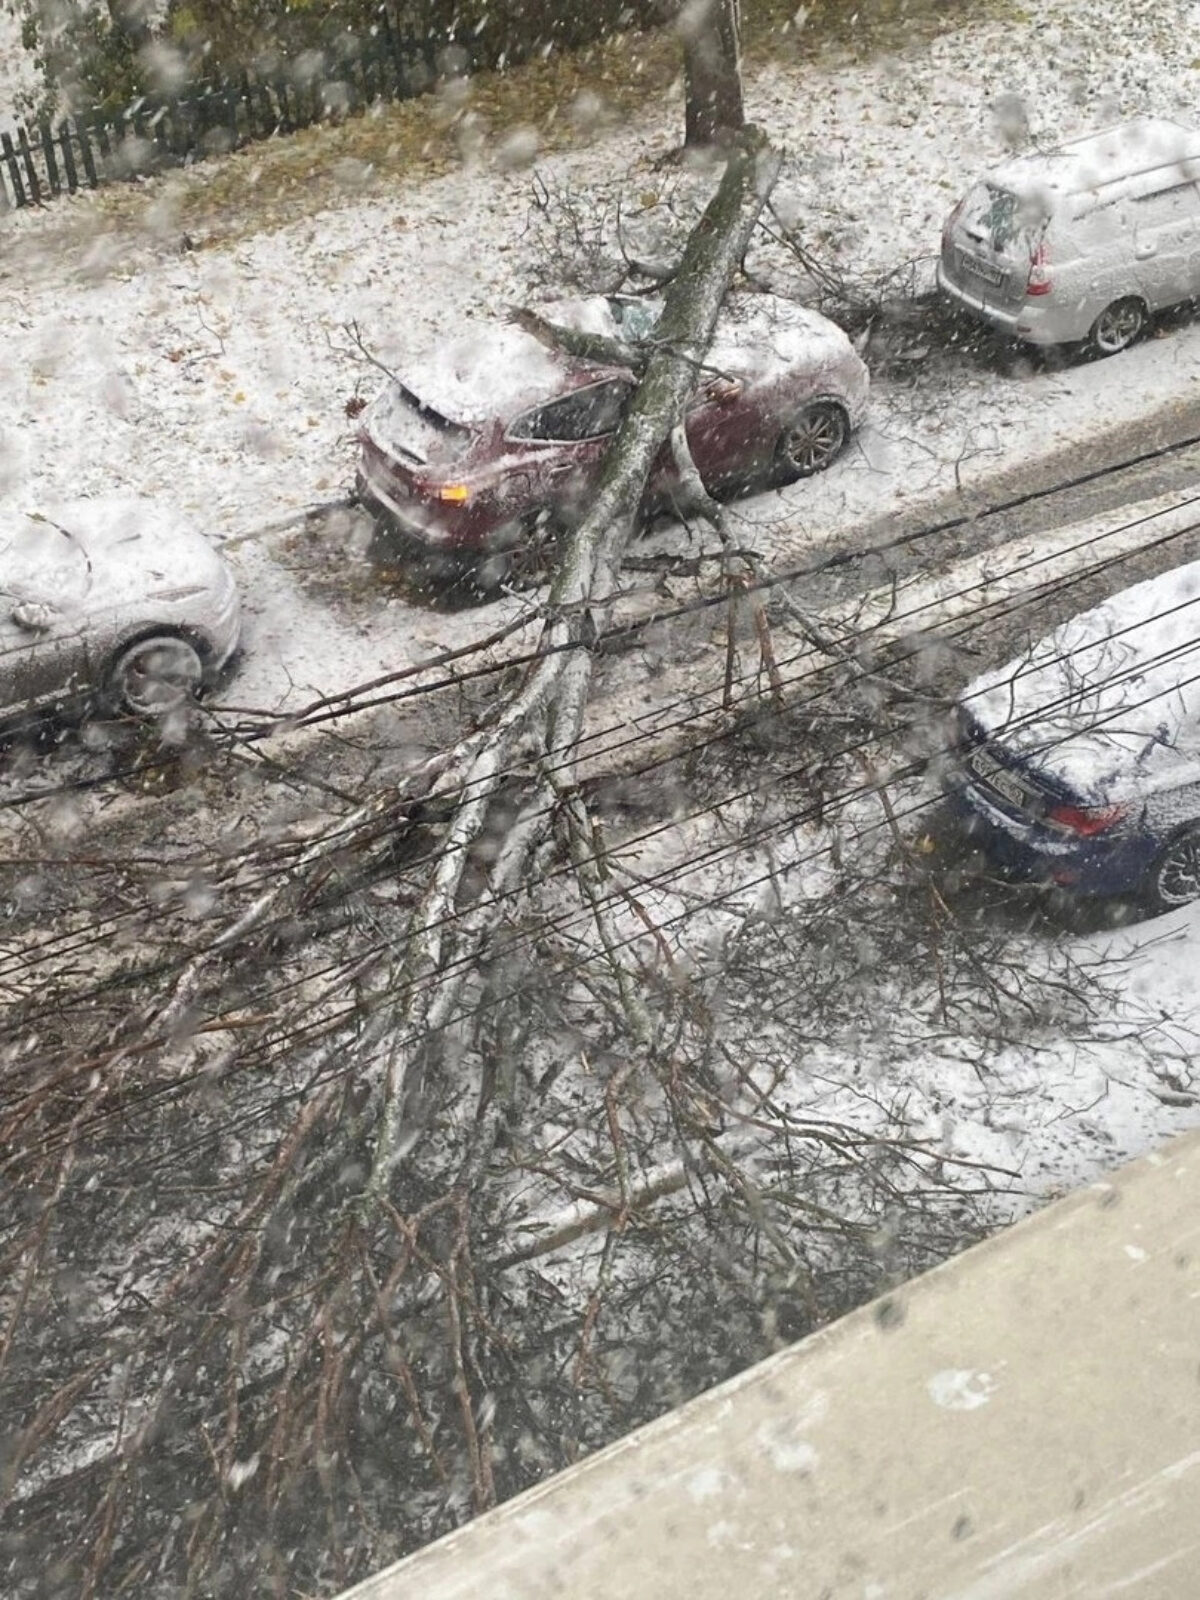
(543, 291, 855, 383)
(985, 118, 1200, 207)
(962, 558, 1200, 800)
(402, 292, 858, 426)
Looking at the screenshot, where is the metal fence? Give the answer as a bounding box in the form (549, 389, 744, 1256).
(0, 25, 430, 211)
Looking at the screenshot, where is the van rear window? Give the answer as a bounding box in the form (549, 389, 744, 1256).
(962, 183, 1045, 253)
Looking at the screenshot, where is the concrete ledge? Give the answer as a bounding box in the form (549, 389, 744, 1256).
(343, 1129, 1200, 1599)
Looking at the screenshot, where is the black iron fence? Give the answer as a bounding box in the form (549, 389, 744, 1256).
(0, 0, 668, 214)
(0, 26, 435, 211)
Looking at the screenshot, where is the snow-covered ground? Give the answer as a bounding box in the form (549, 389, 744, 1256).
(3, 0, 1200, 1211)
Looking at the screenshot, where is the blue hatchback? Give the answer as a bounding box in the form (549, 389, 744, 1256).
(945, 559, 1200, 911)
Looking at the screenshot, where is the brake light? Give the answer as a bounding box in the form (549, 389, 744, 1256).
(1045, 802, 1127, 836)
(1026, 239, 1052, 296)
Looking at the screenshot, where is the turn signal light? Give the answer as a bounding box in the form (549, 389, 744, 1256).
(1045, 802, 1127, 836)
(436, 484, 471, 504)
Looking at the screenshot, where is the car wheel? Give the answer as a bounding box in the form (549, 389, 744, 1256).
(471, 510, 562, 594)
(775, 401, 850, 479)
(1088, 298, 1146, 357)
(1144, 825, 1200, 913)
(107, 634, 205, 718)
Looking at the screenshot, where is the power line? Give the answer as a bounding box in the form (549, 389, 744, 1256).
(14, 590, 1200, 1168)
(5, 429, 1200, 816)
(5, 495, 1199, 1018)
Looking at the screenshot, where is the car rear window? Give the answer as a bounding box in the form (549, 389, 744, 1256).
(607, 298, 662, 342)
(960, 183, 1046, 254)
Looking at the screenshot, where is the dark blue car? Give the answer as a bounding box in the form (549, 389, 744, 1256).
(946, 559, 1200, 911)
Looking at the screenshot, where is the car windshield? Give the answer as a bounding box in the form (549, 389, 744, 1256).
(1, 515, 91, 607)
(960, 182, 1046, 254)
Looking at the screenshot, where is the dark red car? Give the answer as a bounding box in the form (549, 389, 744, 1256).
(356, 293, 869, 584)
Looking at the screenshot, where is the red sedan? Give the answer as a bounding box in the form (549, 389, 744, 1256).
(356, 292, 869, 585)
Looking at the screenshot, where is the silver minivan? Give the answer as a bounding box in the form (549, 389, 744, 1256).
(938, 117, 1200, 355)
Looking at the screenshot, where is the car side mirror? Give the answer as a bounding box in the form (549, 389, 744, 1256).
(11, 599, 60, 632)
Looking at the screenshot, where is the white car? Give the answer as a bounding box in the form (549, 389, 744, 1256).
(0, 497, 241, 731)
(938, 118, 1200, 355)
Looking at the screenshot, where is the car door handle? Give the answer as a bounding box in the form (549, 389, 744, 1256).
(1135, 241, 1157, 259)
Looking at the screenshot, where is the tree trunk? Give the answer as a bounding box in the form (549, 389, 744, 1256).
(681, 0, 744, 149)
(365, 127, 782, 1203)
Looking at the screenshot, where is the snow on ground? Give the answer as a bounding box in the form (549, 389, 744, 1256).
(3, 0, 1200, 1210)
(577, 750, 1200, 1227)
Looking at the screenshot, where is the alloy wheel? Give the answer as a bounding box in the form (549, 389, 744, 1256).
(111, 636, 204, 717)
(778, 402, 849, 477)
(1153, 829, 1200, 908)
(1090, 299, 1145, 356)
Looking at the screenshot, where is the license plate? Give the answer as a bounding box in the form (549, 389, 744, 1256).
(960, 254, 1004, 287)
(970, 748, 1027, 808)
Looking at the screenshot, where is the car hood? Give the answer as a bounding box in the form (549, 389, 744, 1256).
(3, 498, 228, 615)
(961, 559, 1200, 803)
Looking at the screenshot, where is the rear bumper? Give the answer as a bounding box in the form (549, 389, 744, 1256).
(936, 262, 1065, 346)
(946, 769, 1158, 896)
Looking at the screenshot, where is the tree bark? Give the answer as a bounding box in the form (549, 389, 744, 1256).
(681, 0, 744, 149)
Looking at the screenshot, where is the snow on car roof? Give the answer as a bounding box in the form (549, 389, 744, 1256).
(538, 292, 855, 381)
(401, 322, 573, 425)
(707, 295, 854, 381)
(962, 559, 1200, 801)
(987, 117, 1200, 202)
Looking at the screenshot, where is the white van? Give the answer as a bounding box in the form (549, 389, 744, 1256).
(938, 118, 1200, 355)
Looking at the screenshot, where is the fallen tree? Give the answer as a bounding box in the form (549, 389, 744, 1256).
(363, 126, 783, 1208)
(0, 128, 790, 1597)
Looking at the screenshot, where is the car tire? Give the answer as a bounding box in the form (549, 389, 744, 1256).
(1143, 825, 1200, 913)
(1088, 298, 1147, 357)
(471, 509, 562, 594)
(106, 634, 205, 718)
(775, 401, 851, 480)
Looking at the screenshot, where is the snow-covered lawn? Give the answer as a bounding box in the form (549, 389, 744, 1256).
(3, 0, 1200, 1206)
